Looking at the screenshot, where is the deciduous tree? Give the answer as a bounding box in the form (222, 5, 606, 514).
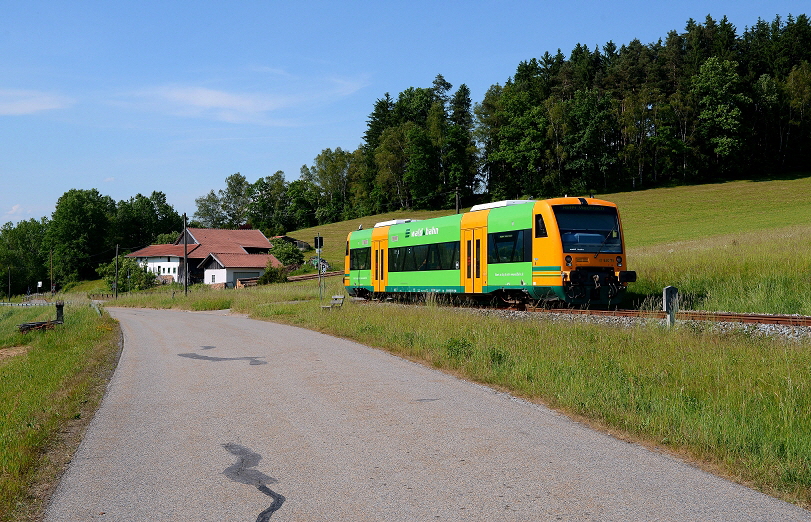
(48, 188, 115, 282)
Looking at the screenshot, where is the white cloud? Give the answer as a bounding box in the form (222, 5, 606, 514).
(5, 204, 24, 217)
(0, 89, 74, 115)
(126, 73, 369, 125)
(326, 75, 369, 97)
(136, 85, 295, 124)
(104, 177, 115, 182)
(250, 65, 294, 77)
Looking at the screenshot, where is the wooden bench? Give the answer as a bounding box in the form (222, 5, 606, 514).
(18, 320, 62, 333)
(321, 295, 345, 310)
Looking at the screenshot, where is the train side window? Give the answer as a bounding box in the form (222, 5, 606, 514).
(475, 239, 481, 278)
(488, 229, 532, 263)
(535, 215, 548, 238)
(350, 247, 371, 270)
(388, 242, 459, 272)
(466, 240, 472, 278)
(438, 242, 458, 270)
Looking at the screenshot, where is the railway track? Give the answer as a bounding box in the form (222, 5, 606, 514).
(360, 296, 811, 328)
(286, 270, 343, 282)
(528, 307, 811, 327)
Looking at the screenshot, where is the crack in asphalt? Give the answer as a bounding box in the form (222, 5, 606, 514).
(222, 443, 285, 521)
(178, 353, 267, 365)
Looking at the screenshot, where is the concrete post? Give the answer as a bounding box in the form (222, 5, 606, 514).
(55, 301, 64, 323)
(663, 286, 678, 327)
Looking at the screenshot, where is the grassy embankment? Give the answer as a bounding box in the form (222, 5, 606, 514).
(0, 302, 120, 521)
(613, 177, 811, 314)
(108, 177, 811, 507)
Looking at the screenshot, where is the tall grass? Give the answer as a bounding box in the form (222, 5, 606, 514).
(0, 304, 120, 520)
(628, 225, 811, 314)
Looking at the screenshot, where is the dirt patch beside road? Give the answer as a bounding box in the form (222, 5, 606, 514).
(0, 346, 31, 364)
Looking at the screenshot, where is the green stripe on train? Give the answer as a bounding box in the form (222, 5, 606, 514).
(385, 286, 466, 293)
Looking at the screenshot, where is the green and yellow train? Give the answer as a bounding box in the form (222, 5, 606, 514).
(344, 198, 636, 306)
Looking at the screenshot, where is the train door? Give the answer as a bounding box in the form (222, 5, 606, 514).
(460, 210, 489, 295)
(371, 227, 389, 294)
(462, 228, 486, 294)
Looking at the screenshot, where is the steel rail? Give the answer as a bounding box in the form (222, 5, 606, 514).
(530, 307, 811, 327)
(359, 297, 811, 327)
(286, 270, 343, 282)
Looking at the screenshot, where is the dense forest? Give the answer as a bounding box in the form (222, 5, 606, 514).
(195, 13, 811, 231)
(2, 14, 810, 293)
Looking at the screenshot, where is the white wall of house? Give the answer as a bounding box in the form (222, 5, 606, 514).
(204, 268, 228, 285)
(136, 256, 181, 282)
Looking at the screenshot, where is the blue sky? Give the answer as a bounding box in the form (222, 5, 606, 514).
(1, 1, 801, 223)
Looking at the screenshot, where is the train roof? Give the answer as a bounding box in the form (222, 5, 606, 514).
(469, 200, 535, 212)
(374, 218, 420, 228)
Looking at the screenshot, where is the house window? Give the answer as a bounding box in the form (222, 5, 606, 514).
(173, 267, 176, 274)
(211, 274, 216, 283)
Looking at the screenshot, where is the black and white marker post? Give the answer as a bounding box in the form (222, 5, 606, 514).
(314, 234, 324, 301)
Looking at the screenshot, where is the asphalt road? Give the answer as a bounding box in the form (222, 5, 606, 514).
(45, 307, 810, 521)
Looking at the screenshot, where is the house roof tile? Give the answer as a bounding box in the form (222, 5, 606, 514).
(201, 253, 282, 269)
(183, 228, 271, 254)
(127, 228, 272, 261)
(126, 244, 199, 258)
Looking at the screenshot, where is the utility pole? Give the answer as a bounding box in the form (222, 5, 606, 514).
(183, 213, 188, 297)
(6, 266, 9, 302)
(115, 244, 119, 299)
(49, 248, 53, 295)
(455, 186, 460, 214)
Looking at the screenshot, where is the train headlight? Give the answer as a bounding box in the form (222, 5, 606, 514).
(565, 255, 572, 267)
(616, 256, 622, 267)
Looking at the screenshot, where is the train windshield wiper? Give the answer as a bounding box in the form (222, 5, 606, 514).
(594, 225, 617, 258)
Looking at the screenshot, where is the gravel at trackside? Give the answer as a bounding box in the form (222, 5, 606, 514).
(469, 307, 811, 343)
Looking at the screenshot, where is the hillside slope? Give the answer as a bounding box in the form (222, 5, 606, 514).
(289, 176, 811, 263)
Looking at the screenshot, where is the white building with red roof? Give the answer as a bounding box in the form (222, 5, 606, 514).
(199, 252, 283, 286)
(128, 244, 199, 283)
(127, 228, 280, 286)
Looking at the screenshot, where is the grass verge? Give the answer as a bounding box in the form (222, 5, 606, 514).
(0, 304, 121, 521)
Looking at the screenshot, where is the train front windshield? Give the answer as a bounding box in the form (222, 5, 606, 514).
(552, 205, 622, 254)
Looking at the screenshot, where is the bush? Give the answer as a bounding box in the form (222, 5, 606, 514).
(258, 264, 289, 285)
(270, 240, 305, 266)
(445, 337, 474, 360)
(96, 255, 158, 292)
